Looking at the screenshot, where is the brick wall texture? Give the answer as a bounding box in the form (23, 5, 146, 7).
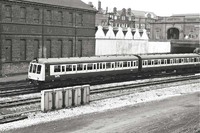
(0, 1, 96, 76)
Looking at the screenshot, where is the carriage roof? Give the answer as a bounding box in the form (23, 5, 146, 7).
(139, 53, 200, 60)
(32, 55, 139, 64)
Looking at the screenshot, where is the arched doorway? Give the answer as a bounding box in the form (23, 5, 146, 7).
(167, 28, 179, 39)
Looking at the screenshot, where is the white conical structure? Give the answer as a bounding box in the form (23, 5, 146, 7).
(133, 28, 141, 39)
(116, 27, 124, 39)
(141, 29, 149, 40)
(95, 25, 106, 38)
(125, 27, 133, 39)
(105, 26, 115, 39)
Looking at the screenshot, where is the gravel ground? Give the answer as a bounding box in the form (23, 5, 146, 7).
(0, 80, 199, 132)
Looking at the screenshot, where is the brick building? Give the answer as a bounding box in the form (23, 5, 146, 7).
(0, 0, 97, 76)
(95, 1, 157, 36)
(150, 14, 200, 40)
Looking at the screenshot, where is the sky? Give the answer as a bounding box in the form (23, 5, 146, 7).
(81, 0, 200, 16)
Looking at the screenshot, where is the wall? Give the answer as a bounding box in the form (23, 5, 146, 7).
(0, 1, 96, 76)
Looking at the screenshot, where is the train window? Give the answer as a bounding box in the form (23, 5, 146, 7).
(164, 59, 167, 64)
(93, 63, 97, 70)
(151, 60, 154, 65)
(191, 58, 194, 62)
(72, 65, 77, 71)
(54, 65, 61, 72)
(127, 61, 131, 67)
(97, 63, 102, 69)
(123, 62, 128, 67)
(66, 65, 71, 71)
(170, 59, 173, 64)
(133, 61, 137, 66)
(175, 59, 179, 64)
(187, 58, 190, 62)
(158, 59, 161, 65)
(142, 60, 148, 66)
(111, 62, 115, 68)
(106, 62, 111, 69)
(87, 64, 92, 70)
(102, 63, 106, 69)
(29, 64, 33, 72)
(61, 66, 65, 72)
(83, 64, 87, 71)
(197, 57, 200, 62)
(33, 64, 37, 73)
(37, 65, 41, 74)
(77, 64, 82, 71)
(181, 58, 184, 63)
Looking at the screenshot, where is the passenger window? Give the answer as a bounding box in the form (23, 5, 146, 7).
(133, 61, 136, 66)
(54, 65, 61, 72)
(151, 60, 154, 65)
(29, 64, 33, 73)
(191, 58, 194, 62)
(83, 64, 87, 71)
(123, 62, 128, 67)
(127, 61, 131, 67)
(164, 59, 167, 64)
(33, 64, 37, 73)
(87, 64, 92, 70)
(61, 66, 65, 72)
(170, 59, 173, 64)
(111, 62, 115, 68)
(93, 63, 97, 70)
(72, 65, 77, 71)
(77, 64, 82, 71)
(181, 58, 184, 63)
(37, 65, 41, 74)
(106, 62, 111, 69)
(66, 65, 71, 71)
(176, 58, 179, 63)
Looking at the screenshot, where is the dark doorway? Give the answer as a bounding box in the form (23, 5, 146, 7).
(167, 28, 179, 39)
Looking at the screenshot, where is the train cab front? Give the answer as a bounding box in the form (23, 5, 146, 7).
(28, 61, 45, 85)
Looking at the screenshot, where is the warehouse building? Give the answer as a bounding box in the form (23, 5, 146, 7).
(0, 0, 97, 76)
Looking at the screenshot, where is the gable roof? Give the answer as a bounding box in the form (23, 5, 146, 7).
(22, 0, 97, 11)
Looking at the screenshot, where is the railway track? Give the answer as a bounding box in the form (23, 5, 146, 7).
(0, 74, 199, 124)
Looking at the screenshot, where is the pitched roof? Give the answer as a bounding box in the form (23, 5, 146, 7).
(22, 0, 97, 11)
(117, 9, 157, 18)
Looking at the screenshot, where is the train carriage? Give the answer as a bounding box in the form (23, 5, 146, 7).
(28, 55, 139, 85)
(139, 53, 200, 73)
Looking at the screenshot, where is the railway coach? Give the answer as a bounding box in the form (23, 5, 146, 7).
(28, 55, 139, 87)
(27, 53, 200, 87)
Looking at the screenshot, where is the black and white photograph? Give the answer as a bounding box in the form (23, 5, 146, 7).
(0, 0, 199, 132)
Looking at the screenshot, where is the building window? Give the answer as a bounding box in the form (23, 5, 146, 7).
(69, 12, 73, 24)
(20, 7, 26, 22)
(46, 10, 52, 24)
(58, 11, 63, 25)
(69, 40, 73, 57)
(77, 14, 83, 25)
(58, 40, 62, 58)
(20, 39, 26, 60)
(5, 5, 12, 21)
(122, 16, 126, 20)
(34, 39, 41, 58)
(5, 39, 12, 62)
(34, 8, 40, 23)
(46, 40, 51, 58)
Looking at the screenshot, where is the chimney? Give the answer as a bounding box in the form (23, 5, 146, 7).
(98, 1, 101, 11)
(122, 8, 126, 15)
(106, 7, 108, 14)
(88, 2, 94, 8)
(113, 7, 117, 14)
(128, 8, 131, 15)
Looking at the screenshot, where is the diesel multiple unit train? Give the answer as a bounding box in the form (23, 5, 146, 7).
(28, 53, 200, 87)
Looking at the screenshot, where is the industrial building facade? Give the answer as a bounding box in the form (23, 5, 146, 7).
(0, 0, 96, 76)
